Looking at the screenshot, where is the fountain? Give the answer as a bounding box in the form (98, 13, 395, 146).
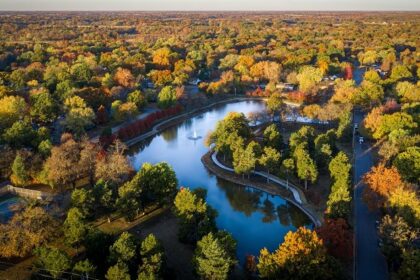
(188, 129, 202, 140)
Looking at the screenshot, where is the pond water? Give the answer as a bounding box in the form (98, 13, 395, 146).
(129, 100, 312, 263)
(0, 195, 23, 223)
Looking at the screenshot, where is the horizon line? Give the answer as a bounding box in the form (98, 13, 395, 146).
(1, 9, 420, 12)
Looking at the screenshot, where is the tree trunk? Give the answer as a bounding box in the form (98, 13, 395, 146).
(305, 179, 308, 190)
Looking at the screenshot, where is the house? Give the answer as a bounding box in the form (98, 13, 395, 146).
(276, 83, 295, 91)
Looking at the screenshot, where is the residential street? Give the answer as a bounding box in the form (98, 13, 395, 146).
(354, 111, 388, 280)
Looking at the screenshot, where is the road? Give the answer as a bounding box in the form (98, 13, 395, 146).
(354, 111, 388, 280)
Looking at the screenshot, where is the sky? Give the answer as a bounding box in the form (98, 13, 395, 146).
(0, 0, 419, 11)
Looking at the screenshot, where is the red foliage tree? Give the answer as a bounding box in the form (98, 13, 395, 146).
(344, 65, 353, 80)
(316, 218, 353, 261)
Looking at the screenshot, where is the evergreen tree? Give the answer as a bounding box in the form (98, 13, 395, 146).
(11, 153, 29, 186)
(194, 232, 237, 280)
(294, 145, 318, 190)
(138, 234, 166, 280)
(63, 207, 89, 246)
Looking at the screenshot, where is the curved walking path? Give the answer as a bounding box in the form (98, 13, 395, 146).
(210, 151, 321, 227)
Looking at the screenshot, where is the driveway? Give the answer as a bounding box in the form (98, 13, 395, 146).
(353, 110, 388, 280)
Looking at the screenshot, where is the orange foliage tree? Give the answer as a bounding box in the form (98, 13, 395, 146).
(363, 164, 404, 210)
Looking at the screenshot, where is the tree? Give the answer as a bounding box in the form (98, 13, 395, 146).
(11, 153, 29, 186)
(174, 188, 217, 243)
(378, 215, 417, 268)
(117, 178, 142, 221)
(390, 65, 412, 81)
(257, 227, 341, 280)
(388, 186, 420, 227)
(95, 140, 132, 185)
(34, 246, 71, 279)
(64, 96, 95, 136)
(194, 232, 237, 280)
(63, 207, 89, 246)
(71, 188, 96, 217)
(29, 88, 57, 123)
(44, 135, 81, 189)
(208, 112, 250, 158)
(136, 162, 178, 206)
(153, 47, 175, 69)
(316, 218, 353, 261)
(109, 232, 137, 264)
(106, 262, 131, 280)
(281, 158, 295, 188)
(363, 164, 404, 210)
(266, 93, 284, 121)
(128, 90, 147, 110)
(138, 234, 166, 280)
(73, 259, 96, 278)
(114, 67, 135, 88)
(259, 146, 281, 182)
(398, 249, 420, 280)
(2, 120, 37, 148)
(70, 61, 92, 84)
(232, 142, 257, 178)
(116, 102, 139, 121)
(294, 146, 318, 190)
(158, 86, 176, 109)
(326, 152, 352, 218)
(364, 70, 381, 84)
(356, 81, 384, 107)
(373, 112, 417, 139)
(393, 147, 420, 183)
(330, 79, 358, 104)
(296, 66, 323, 93)
(263, 124, 283, 150)
(396, 81, 420, 103)
(0, 207, 59, 258)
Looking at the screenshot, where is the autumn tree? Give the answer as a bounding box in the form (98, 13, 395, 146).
(0, 207, 59, 258)
(44, 134, 82, 189)
(363, 164, 404, 210)
(95, 140, 132, 185)
(114, 67, 135, 88)
(316, 218, 353, 261)
(393, 146, 420, 183)
(257, 227, 341, 280)
(63, 96, 95, 136)
(158, 86, 177, 109)
(296, 66, 323, 93)
(378, 215, 417, 268)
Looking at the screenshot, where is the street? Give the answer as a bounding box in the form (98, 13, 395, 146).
(354, 111, 388, 280)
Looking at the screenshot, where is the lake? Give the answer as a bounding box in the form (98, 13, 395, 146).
(128, 100, 312, 263)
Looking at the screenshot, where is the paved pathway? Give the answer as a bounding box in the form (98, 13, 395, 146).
(210, 151, 322, 227)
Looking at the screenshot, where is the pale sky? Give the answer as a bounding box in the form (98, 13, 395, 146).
(0, 0, 419, 11)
